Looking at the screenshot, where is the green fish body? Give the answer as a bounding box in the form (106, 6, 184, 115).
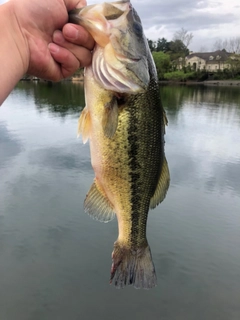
(70, 0, 170, 289)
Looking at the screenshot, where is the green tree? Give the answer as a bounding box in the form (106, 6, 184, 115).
(147, 39, 156, 52)
(168, 39, 189, 56)
(167, 40, 189, 70)
(152, 51, 171, 80)
(226, 54, 240, 78)
(156, 38, 170, 52)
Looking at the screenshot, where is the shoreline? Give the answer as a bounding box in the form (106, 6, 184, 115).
(159, 80, 240, 86)
(20, 78, 240, 86)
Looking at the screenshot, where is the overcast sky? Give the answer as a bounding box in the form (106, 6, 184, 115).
(1, 0, 240, 52)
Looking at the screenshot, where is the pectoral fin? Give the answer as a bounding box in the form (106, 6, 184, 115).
(102, 97, 118, 138)
(78, 107, 91, 144)
(150, 156, 170, 209)
(84, 179, 115, 222)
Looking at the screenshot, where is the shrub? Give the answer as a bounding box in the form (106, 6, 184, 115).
(163, 71, 195, 81)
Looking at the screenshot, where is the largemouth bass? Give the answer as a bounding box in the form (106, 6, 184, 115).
(69, 0, 170, 289)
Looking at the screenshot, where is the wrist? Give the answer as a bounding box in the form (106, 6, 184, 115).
(4, 1, 30, 74)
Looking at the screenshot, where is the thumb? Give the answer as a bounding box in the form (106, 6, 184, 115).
(64, 0, 87, 11)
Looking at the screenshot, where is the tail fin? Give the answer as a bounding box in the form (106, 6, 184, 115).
(110, 242, 157, 289)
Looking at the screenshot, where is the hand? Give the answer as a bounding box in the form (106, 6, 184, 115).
(50, 22, 94, 80)
(10, 0, 94, 81)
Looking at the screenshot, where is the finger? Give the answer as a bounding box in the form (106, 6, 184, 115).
(62, 24, 94, 50)
(48, 43, 82, 79)
(65, 0, 87, 11)
(53, 30, 92, 67)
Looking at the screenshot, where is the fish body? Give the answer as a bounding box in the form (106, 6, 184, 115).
(69, 0, 170, 289)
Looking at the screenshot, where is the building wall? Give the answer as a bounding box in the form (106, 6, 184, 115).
(186, 57, 205, 70)
(186, 57, 229, 71)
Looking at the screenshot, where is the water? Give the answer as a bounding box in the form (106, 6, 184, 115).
(0, 82, 240, 320)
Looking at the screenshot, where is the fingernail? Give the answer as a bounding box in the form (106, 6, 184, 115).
(48, 43, 59, 54)
(64, 25, 79, 40)
(53, 30, 64, 44)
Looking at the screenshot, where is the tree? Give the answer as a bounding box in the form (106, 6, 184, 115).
(167, 40, 189, 70)
(228, 37, 240, 54)
(147, 39, 156, 52)
(213, 37, 240, 54)
(226, 54, 240, 77)
(173, 27, 193, 48)
(152, 51, 171, 80)
(156, 38, 170, 52)
(213, 39, 228, 51)
(169, 40, 189, 55)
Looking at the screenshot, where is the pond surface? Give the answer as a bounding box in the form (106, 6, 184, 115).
(0, 82, 240, 320)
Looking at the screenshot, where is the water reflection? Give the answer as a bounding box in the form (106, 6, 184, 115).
(158, 85, 240, 197)
(16, 81, 85, 117)
(11, 82, 240, 197)
(28, 145, 92, 172)
(0, 122, 22, 167)
(161, 84, 240, 111)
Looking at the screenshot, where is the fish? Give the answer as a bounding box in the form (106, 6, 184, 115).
(69, 0, 170, 289)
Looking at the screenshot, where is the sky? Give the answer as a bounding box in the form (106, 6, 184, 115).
(1, 0, 240, 52)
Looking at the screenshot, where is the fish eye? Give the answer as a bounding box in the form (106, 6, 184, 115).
(133, 22, 143, 36)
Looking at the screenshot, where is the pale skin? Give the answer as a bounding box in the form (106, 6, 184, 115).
(0, 0, 95, 105)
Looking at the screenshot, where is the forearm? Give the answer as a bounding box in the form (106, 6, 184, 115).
(0, 2, 29, 105)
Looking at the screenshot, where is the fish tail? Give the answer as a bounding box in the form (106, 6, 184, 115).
(110, 241, 157, 289)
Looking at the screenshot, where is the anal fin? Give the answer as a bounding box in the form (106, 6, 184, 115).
(150, 156, 170, 209)
(84, 179, 115, 223)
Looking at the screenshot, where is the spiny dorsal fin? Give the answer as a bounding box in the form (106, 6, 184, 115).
(150, 156, 170, 209)
(84, 179, 115, 222)
(78, 107, 91, 144)
(102, 97, 118, 138)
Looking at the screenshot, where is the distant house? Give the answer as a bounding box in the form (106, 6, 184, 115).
(185, 49, 232, 71)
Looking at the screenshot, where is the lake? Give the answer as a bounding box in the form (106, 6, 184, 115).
(0, 82, 240, 320)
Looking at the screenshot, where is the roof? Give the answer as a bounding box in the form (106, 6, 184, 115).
(186, 49, 231, 62)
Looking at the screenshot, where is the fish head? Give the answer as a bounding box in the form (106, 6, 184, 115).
(69, 1, 150, 93)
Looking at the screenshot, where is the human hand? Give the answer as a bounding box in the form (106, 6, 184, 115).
(9, 0, 94, 81)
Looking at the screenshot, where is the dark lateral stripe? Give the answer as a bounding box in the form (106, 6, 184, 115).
(127, 98, 148, 248)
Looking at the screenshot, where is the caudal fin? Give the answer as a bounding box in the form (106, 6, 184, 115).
(110, 242, 157, 289)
